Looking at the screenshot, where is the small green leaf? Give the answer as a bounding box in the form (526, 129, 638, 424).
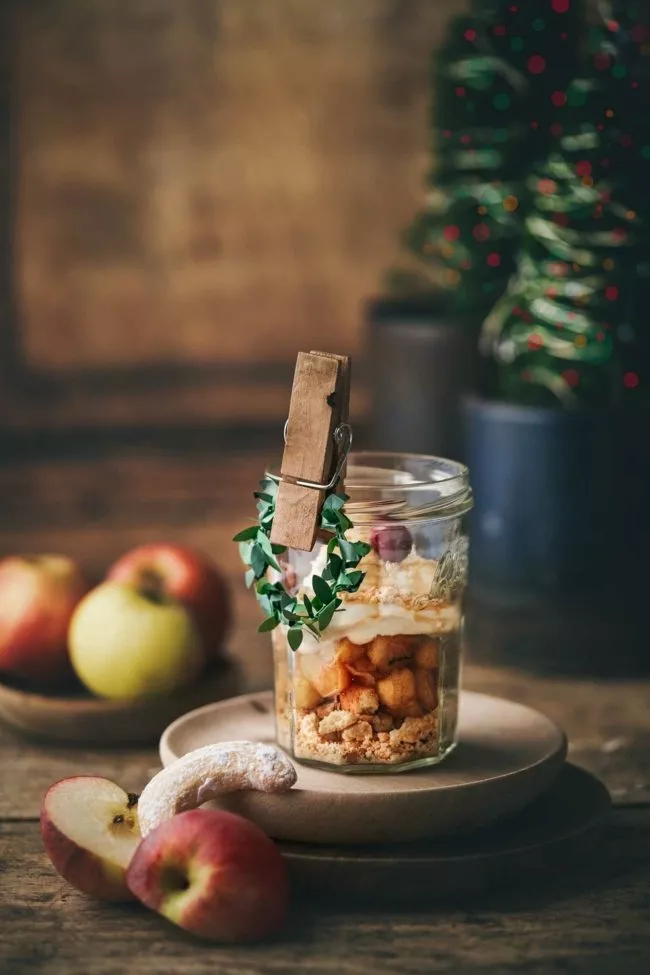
(317, 598, 342, 630)
(337, 512, 354, 533)
(233, 526, 258, 542)
(328, 553, 342, 577)
(287, 628, 303, 651)
(304, 619, 321, 638)
(322, 493, 346, 513)
(250, 545, 266, 576)
(257, 533, 281, 571)
(303, 594, 314, 617)
(338, 539, 357, 564)
(347, 570, 364, 587)
(283, 610, 304, 623)
(312, 576, 334, 604)
(258, 616, 280, 632)
(254, 492, 274, 503)
(280, 592, 296, 611)
(271, 544, 287, 554)
(257, 532, 272, 555)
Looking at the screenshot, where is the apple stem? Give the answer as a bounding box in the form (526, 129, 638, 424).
(127, 793, 139, 809)
(138, 570, 167, 605)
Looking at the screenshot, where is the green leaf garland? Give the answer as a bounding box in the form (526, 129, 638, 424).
(233, 478, 371, 649)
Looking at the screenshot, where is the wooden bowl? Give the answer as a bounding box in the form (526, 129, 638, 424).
(0, 659, 243, 747)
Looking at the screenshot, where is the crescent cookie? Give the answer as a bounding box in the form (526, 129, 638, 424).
(138, 741, 297, 836)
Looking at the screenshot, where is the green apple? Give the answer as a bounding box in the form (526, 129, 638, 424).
(69, 582, 206, 700)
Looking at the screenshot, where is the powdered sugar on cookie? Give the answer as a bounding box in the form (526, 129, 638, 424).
(138, 741, 296, 836)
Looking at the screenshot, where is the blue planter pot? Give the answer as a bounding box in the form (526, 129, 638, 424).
(464, 397, 649, 608)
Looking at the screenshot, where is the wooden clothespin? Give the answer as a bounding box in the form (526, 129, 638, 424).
(270, 351, 351, 551)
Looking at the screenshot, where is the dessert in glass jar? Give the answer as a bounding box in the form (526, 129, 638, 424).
(272, 452, 473, 773)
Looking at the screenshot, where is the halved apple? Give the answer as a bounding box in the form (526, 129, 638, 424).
(41, 776, 141, 901)
(126, 808, 289, 942)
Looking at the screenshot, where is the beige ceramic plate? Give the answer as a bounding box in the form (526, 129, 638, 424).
(160, 690, 567, 844)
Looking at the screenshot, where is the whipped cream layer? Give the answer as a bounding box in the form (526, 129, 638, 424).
(284, 548, 462, 655)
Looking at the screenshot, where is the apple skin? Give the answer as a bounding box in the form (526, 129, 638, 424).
(0, 555, 90, 685)
(107, 544, 231, 660)
(126, 808, 289, 943)
(69, 581, 206, 700)
(41, 776, 141, 902)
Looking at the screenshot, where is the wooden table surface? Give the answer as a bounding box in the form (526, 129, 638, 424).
(1, 443, 649, 974)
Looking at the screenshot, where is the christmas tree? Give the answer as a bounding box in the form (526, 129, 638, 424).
(387, 0, 583, 321)
(482, 6, 650, 407)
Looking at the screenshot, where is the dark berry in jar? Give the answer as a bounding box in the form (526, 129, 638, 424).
(370, 525, 412, 563)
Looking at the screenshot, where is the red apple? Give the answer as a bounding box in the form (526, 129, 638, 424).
(41, 776, 141, 901)
(126, 808, 289, 943)
(0, 555, 90, 684)
(107, 544, 231, 659)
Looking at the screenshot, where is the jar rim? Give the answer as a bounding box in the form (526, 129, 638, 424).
(344, 451, 469, 490)
(266, 450, 473, 522)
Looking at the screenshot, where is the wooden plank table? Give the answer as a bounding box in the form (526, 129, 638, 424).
(1, 443, 650, 974)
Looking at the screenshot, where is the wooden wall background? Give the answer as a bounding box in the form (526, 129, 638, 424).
(0, 0, 465, 434)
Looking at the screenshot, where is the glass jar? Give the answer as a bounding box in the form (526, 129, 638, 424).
(271, 452, 473, 773)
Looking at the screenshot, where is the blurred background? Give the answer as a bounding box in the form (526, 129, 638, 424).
(0, 0, 648, 687)
(1, 0, 449, 434)
(1, 0, 460, 691)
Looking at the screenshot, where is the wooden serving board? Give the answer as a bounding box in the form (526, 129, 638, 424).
(280, 764, 610, 905)
(0, 659, 243, 746)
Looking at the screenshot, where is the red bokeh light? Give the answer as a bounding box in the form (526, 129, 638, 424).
(528, 55, 547, 74)
(443, 225, 461, 242)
